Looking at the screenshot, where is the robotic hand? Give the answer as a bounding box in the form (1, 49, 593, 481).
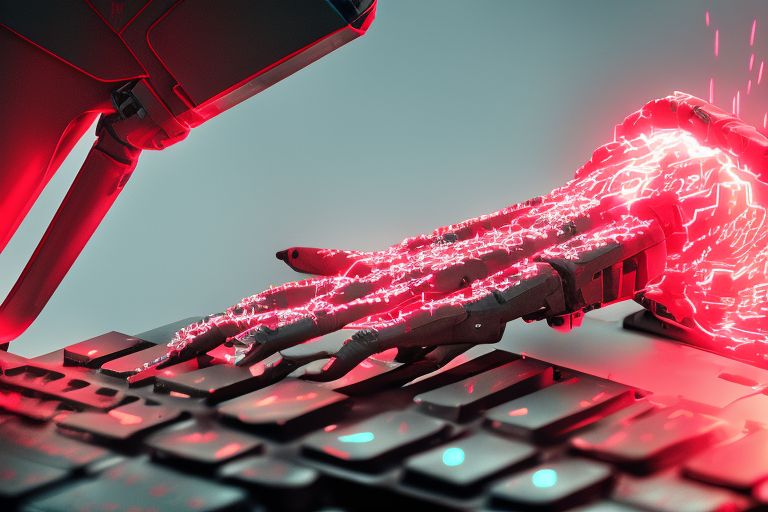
(138, 92, 768, 381)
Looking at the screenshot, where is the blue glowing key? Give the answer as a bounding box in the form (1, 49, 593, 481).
(532, 468, 558, 488)
(338, 432, 375, 443)
(404, 433, 537, 495)
(442, 447, 465, 467)
(491, 459, 613, 510)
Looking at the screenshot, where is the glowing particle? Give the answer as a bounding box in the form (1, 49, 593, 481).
(338, 431, 375, 443)
(705, 10, 710, 27)
(715, 29, 719, 57)
(442, 447, 466, 467)
(759, 61, 765, 84)
(750, 53, 755, 71)
(532, 469, 558, 488)
(709, 77, 714, 103)
(751, 18, 757, 47)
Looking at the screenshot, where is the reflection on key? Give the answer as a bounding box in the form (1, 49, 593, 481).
(302, 410, 447, 472)
(64, 331, 152, 368)
(571, 408, 727, 474)
(57, 400, 182, 441)
(684, 429, 768, 491)
(146, 420, 262, 465)
(486, 377, 633, 442)
(414, 359, 553, 422)
(155, 364, 262, 402)
(490, 458, 613, 511)
(614, 474, 749, 512)
(218, 379, 348, 437)
(403, 432, 537, 496)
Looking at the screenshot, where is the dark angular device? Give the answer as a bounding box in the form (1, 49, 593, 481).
(0, 0, 377, 343)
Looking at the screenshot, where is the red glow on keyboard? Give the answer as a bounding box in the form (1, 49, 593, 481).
(108, 410, 142, 425)
(179, 431, 218, 444)
(214, 443, 242, 459)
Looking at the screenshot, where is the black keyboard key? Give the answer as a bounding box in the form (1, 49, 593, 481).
(218, 379, 348, 437)
(24, 458, 247, 512)
(0, 390, 60, 421)
(403, 432, 537, 496)
(63, 331, 152, 368)
(486, 377, 633, 442)
(146, 420, 262, 465)
(155, 364, 260, 402)
(414, 359, 552, 422)
(614, 474, 749, 512)
(220, 456, 319, 510)
(1, 365, 124, 410)
(100, 344, 172, 378)
(302, 410, 447, 472)
(0, 419, 111, 470)
(0, 452, 68, 500)
(684, 429, 768, 491)
(490, 458, 613, 511)
(57, 399, 183, 441)
(571, 408, 726, 474)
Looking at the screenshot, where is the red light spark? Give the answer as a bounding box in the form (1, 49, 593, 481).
(751, 18, 757, 46)
(715, 28, 720, 57)
(705, 11, 710, 28)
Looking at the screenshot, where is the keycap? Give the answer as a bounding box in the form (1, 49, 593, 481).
(414, 359, 552, 422)
(220, 456, 319, 510)
(219, 379, 348, 437)
(0, 418, 111, 470)
(302, 410, 447, 472)
(1, 365, 124, 410)
(24, 458, 247, 512)
(63, 331, 152, 368)
(145, 420, 262, 465)
(489, 458, 613, 511)
(57, 399, 182, 441)
(614, 474, 749, 512)
(155, 364, 261, 402)
(0, 389, 60, 421)
(0, 452, 68, 500)
(403, 432, 537, 496)
(485, 376, 633, 442)
(100, 344, 172, 378)
(684, 429, 768, 491)
(571, 408, 726, 474)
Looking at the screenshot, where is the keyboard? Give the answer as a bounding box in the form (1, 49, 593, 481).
(1, 308, 767, 511)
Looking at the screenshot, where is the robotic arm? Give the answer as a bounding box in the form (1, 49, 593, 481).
(0, 0, 377, 343)
(136, 92, 768, 381)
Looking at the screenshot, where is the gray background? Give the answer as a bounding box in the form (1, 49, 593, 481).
(4, 0, 768, 357)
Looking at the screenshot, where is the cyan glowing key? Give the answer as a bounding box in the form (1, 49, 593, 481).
(441, 447, 465, 467)
(338, 431, 375, 443)
(531, 468, 558, 488)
